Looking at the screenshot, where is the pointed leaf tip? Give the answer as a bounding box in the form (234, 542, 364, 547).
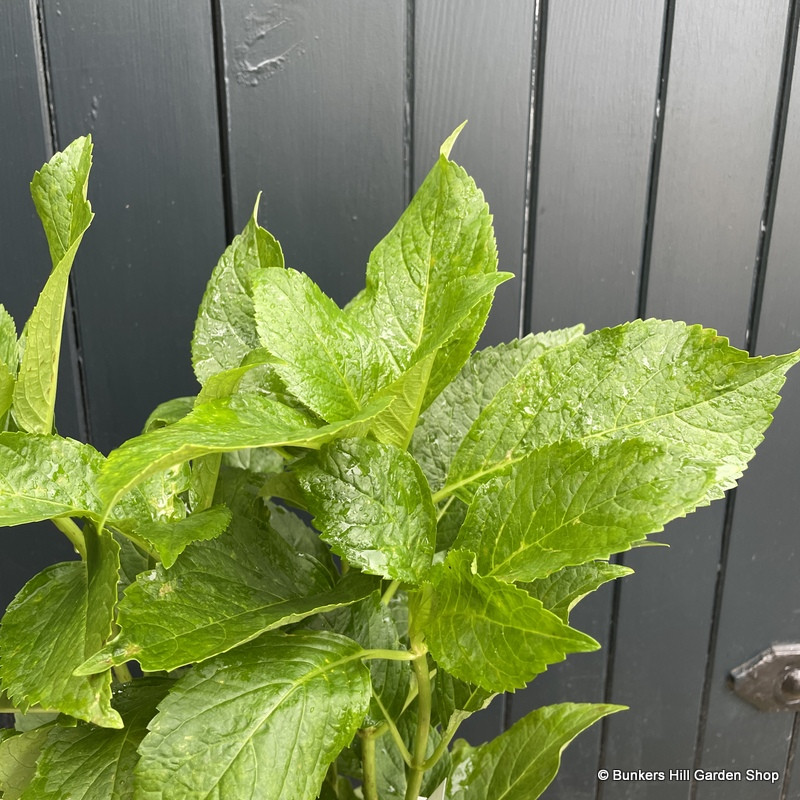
(440, 121, 468, 159)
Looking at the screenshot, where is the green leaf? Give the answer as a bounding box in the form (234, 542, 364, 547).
(0, 526, 121, 728)
(413, 552, 598, 693)
(434, 496, 468, 551)
(98, 391, 391, 518)
(133, 631, 371, 800)
(188, 358, 281, 512)
(445, 320, 800, 501)
(222, 446, 283, 474)
(520, 562, 633, 622)
(116, 534, 151, 597)
(142, 397, 195, 431)
(192, 199, 284, 384)
(20, 679, 170, 800)
(345, 137, 501, 406)
(266, 499, 338, 584)
(12, 711, 59, 734)
(138, 399, 194, 522)
(137, 504, 232, 568)
(0, 724, 52, 800)
(0, 433, 105, 526)
(309, 592, 411, 727)
(449, 703, 625, 800)
(319, 775, 359, 800)
(254, 267, 397, 422)
(412, 327, 584, 492)
(455, 437, 721, 582)
(0, 360, 14, 422)
(369, 352, 435, 449)
(433, 669, 494, 730)
(0, 432, 149, 532)
(217, 466, 336, 586)
(136, 463, 189, 524)
(77, 517, 377, 673)
(13, 136, 93, 434)
(0, 306, 19, 424)
(295, 438, 436, 583)
(0, 304, 18, 374)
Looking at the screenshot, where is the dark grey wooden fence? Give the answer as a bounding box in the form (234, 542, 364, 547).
(2, 2, 799, 798)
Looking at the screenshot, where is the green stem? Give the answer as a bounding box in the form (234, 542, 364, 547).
(435, 494, 455, 523)
(405, 644, 432, 800)
(112, 663, 133, 683)
(361, 648, 416, 663)
(0, 704, 57, 715)
(361, 728, 380, 800)
(373, 691, 413, 766)
(430, 487, 451, 505)
(381, 579, 401, 605)
(53, 517, 87, 559)
(423, 710, 469, 771)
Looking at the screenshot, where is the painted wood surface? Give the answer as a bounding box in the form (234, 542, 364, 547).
(517, 3, 664, 796)
(528, 0, 663, 335)
(603, 3, 791, 800)
(41, 0, 227, 455)
(220, 0, 406, 308)
(415, 0, 534, 349)
(694, 5, 800, 791)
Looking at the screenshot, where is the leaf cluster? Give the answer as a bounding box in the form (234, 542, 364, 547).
(0, 130, 796, 799)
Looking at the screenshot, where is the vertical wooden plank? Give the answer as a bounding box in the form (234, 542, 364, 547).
(644, 3, 785, 341)
(693, 19, 800, 791)
(510, 585, 616, 798)
(415, 0, 534, 348)
(0, 2, 77, 614)
(220, 0, 405, 308)
(40, 0, 227, 455)
(511, 3, 664, 795)
(601, 508, 723, 800)
(606, 4, 790, 800)
(528, 0, 663, 335)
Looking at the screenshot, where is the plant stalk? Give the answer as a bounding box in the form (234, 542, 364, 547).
(423, 710, 469, 771)
(361, 727, 380, 800)
(113, 663, 133, 683)
(361, 648, 417, 662)
(373, 691, 413, 766)
(405, 644, 432, 800)
(381, 579, 401, 605)
(53, 517, 87, 559)
(0, 704, 57, 714)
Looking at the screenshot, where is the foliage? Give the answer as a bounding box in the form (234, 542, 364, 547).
(0, 132, 796, 800)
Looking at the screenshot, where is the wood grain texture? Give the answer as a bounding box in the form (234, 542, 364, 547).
(40, 0, 227, 454)
(0, 1, 78, 614)
(220, 0, 405, 308)
(528, 0, 663, 335)
(605, 3, 789, 799)
(415, 0, 534, 347)
(693, 20, 800, 792)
